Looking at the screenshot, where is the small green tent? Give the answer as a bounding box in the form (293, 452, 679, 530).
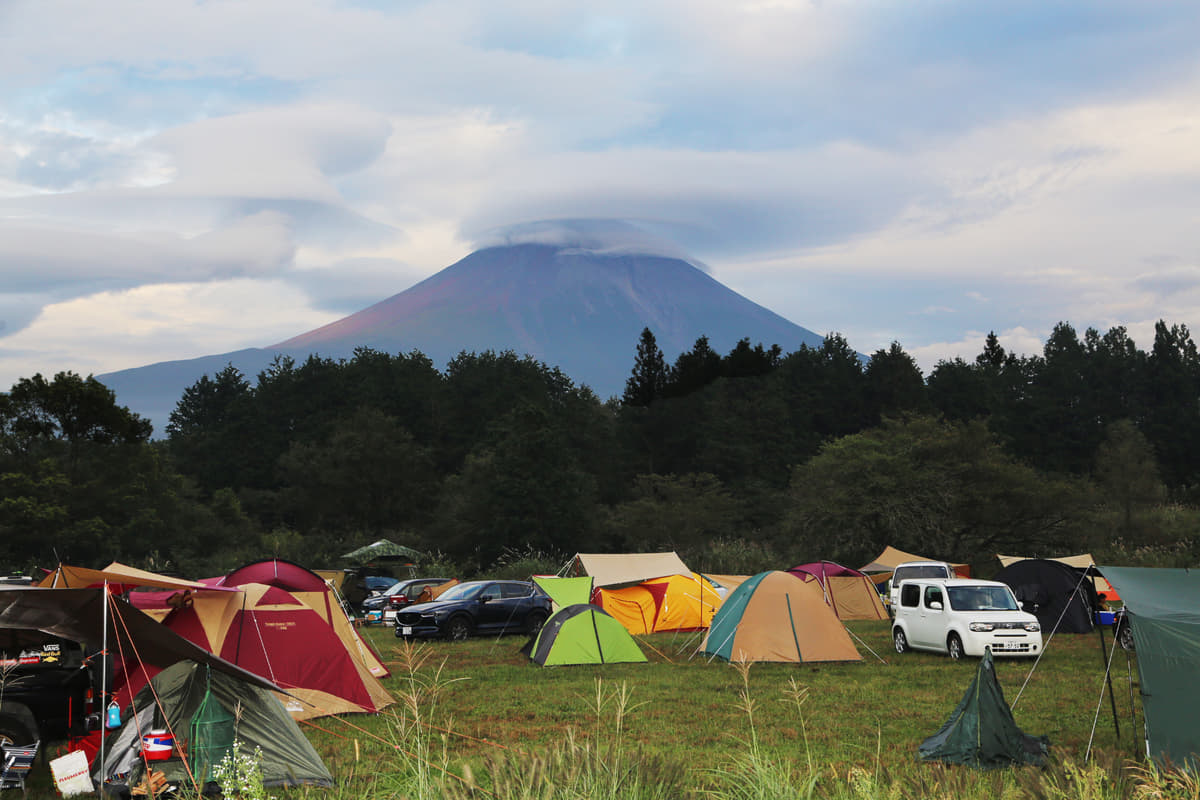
(522, 603, 648, 666)
(1101, 566, 1200, 768)
(100, 661, 333, 791)
(523, 578, 645, 666)
(919, 648, 1049, 768)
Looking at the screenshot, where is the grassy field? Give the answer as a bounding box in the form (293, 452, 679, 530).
(293, 621, 1149, 798)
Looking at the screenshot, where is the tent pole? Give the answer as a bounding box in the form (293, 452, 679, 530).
(99, 581, 109, 790)
(1095, 617, 1121, 740)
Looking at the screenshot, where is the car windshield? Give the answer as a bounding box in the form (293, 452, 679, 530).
(433, 582, 486, 602)
(947, 586, 1019, 611)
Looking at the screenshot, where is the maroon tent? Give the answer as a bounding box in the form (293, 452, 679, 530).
(786, 561, 888, 620)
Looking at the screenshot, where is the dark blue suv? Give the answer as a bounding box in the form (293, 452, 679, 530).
(393, 580, 551, 641)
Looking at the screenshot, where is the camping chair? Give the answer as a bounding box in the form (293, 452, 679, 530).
(0, 740, 39, 796)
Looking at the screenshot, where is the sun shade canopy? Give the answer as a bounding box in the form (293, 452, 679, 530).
(0, 587, 282, 696)
(572, 552, 691, 587)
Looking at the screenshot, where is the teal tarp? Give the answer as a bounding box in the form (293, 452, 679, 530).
(1100, 566, 1200, 768)
(919, 648, 1049, 768)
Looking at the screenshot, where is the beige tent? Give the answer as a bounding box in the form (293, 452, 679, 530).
(571, 552, 691, 588)
(704, 574, 751, 592)
(860, 546, 970, 577)
(700, 571, 861, 663)
(37, 562, 214, 591)
(787, 562, 888, 621)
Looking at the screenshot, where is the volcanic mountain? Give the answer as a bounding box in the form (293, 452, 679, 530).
(99, 241, 826, 433)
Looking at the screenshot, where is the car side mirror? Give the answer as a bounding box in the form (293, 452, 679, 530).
(929, 601, 943, 611)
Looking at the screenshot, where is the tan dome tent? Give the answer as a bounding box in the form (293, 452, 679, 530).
(700, 571, 861, 663)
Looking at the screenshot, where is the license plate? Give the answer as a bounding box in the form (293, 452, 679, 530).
(401, 626, 412, 635)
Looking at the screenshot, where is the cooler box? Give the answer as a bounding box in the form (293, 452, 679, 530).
(1095, 610, 1116, 626)
(142, 730, 175, 761)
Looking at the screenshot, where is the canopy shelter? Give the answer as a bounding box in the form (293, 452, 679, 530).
(36, 563, 219, 592)
(339, 539, 425, 565)
(1100, 567, 1200, 768)
(860, 546, 970, 577)
(997, 553, 1119, 601)
(532, 576, 593, 611)
(570, 552, 691, 588)
(700, 572, 861, 664)
(787, 562, 888, 621)
(919, 648, 1049, 768)
(0, 588, 279, 701)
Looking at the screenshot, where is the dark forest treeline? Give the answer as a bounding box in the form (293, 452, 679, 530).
(2, 320, 1198, 579)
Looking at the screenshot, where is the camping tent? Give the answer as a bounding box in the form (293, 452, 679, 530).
(571, 552, 691, 588)
(919, 648, 1049, 768)
(787, 562, 888, 621)
(997, 553, 1120, 601)
(522, 577, 646, 666)
(704, 575, 750, 593)
(1100, 566, 1200, 768)
(593, 573, 722, 634)
(130, 581, 394, 720)
(992, 558, 1098, 634)
(213, 559, 390, 681)
(700, 571, 861, 663)
(100, 660, 332, 790)
(860, 546, 970, 577)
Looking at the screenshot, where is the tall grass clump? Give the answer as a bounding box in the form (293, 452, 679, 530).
(701, 663, 820, 800)
(441, 678, 690, 800)
(370, 640, 466, 800)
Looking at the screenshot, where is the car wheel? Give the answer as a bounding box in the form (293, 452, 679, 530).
(947, 632, 964, 661)
(444, 616, 471, 642)
(0, 714, 35, 747)
(525, 610, 548, 636)
(893, 628, 908, 654)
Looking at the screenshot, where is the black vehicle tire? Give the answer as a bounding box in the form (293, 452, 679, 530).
(1117, 621, 1135, 651)
(0, 713, 36, 747)
(947, 632, 965, 661)
(525, 610, 549, 636)
(394, 625, 405, 639)
(444, 616, 472, 642)
(893, 628, 908, 654)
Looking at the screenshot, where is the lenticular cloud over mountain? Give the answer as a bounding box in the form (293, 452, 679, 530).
(473, 219, 710, 272)
(100, 221, 825, 433)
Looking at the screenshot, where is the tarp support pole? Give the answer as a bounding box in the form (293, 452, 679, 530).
(1095, 618, 1121, 740)
(99, 581, 108, 790)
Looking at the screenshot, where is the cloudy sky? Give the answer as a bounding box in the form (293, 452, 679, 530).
(2, 1, 1199, 389)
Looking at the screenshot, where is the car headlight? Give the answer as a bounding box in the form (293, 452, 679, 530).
(969, 622, 994, 632)
(1024, 622, 1041, 632)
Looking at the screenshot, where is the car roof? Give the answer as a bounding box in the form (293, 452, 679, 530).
(901, 577, 1008, 588)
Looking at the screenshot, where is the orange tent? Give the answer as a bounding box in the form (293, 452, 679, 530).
(593, 573, 722, 634)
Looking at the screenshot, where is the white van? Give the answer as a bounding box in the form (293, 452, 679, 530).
(891, 578, 1042, 659)
(888, 561, 955, 608)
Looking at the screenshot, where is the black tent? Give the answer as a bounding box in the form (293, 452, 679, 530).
(993, 558, 1098, 634)
(919, 648, 1049, 768)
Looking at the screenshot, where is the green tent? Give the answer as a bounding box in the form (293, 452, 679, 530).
(919, 648, 1049, 768)
(1101, 566, 1200, 768)
(340, 538, 425, 564)
(100, 661, 333, 790)
(522, 603, 647, 667)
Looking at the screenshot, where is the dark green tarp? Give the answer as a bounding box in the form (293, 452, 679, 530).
(1100, 566, 1200, 769)
(919, 648, 1049, 768)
